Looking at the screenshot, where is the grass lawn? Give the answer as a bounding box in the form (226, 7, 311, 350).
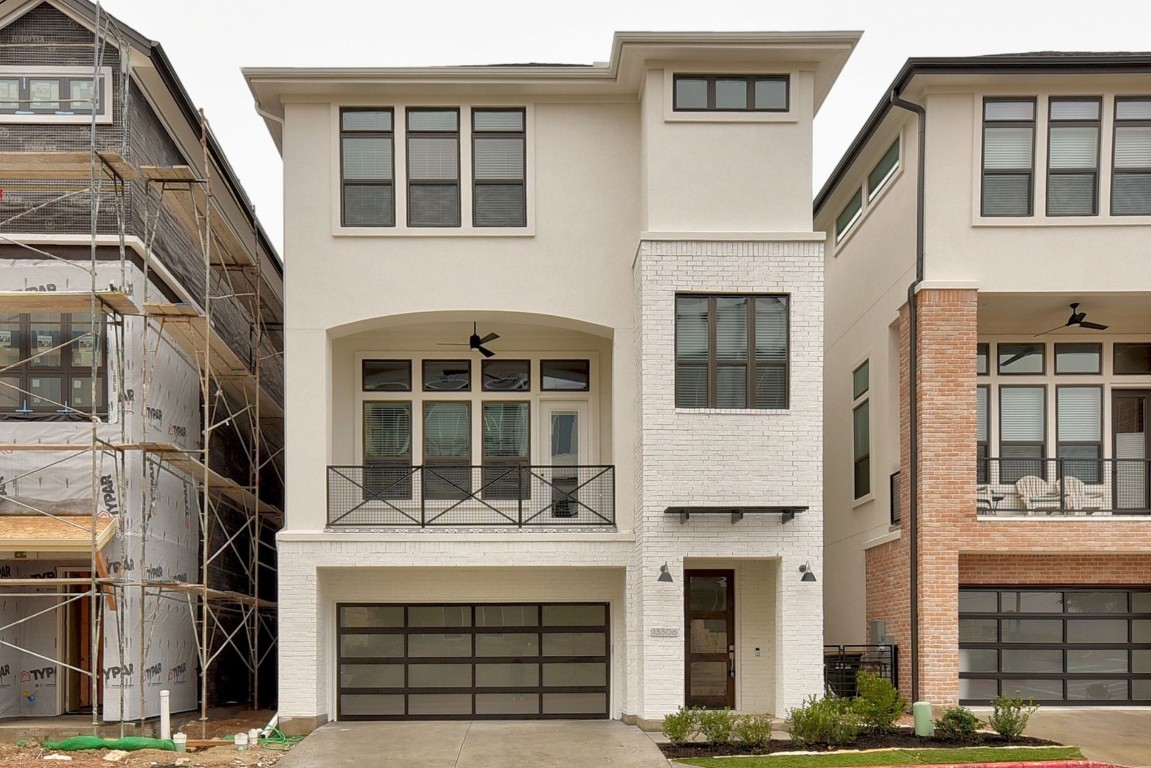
(672, 745, 1084, 768)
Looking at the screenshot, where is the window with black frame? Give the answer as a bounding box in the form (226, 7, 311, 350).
(0, 312, 106, 417)
(674, 294, 788, 409)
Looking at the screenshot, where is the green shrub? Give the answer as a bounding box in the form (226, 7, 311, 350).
(661, 706, 699, 746)
(698, 708, 737, 746)
(733, 714, 774, 749)
(852, 670, 907, 731)
(787, 695, 861, 747)
(933, 706, 980, 741)
(988, 691, 1039, 741)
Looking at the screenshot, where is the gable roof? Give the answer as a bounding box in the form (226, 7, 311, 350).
(814, 52, 1151, 216)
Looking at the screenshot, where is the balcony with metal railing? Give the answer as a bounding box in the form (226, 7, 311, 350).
(977, 457, 1151, 517)
(327, 464, 615, 527)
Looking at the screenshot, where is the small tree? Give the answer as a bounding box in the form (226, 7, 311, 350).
(852, 670, 907, 732)
(988, 691, 1039, 741)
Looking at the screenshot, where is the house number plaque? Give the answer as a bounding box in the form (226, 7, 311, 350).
(651, 627, 679, 637)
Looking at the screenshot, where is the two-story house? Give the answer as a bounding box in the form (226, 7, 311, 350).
(246, 30, 858, 731)
(0, 0, 283, 721)
(817, 54, 1151, 707)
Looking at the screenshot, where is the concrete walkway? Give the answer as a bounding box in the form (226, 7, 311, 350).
(1023, 708, 1151, 768)
(274, 720, 669, 768)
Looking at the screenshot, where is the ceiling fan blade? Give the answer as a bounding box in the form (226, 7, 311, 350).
(438, 342, 470, 345)
(1033, 324, 1070, 337)
(478, 332, 500, 344)
(1079, 321, 1108, 331)
(476, 345, 495, 358)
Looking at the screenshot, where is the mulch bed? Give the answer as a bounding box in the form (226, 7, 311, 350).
(659, 727, 1060, 758)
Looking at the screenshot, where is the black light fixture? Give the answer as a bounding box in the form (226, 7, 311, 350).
(799, 562, 817, 583)
(657, 562, 674, 583)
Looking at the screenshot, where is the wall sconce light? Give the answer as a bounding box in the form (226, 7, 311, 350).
(799, 562, 817, 583)
(657, 562, 674, 583)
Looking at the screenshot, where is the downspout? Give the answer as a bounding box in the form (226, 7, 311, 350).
(889, 88, 925, 703)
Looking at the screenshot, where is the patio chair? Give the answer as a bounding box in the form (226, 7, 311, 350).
(1062, 476, 1105, 513)
(1014, 475, 1061, 513)
(976, 485, 995, 515)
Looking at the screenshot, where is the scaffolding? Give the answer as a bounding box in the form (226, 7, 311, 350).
(0, 1, 282, 732)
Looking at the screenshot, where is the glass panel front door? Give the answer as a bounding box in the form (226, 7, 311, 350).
(1113, 391, 1150, 511)
(542, 401, 588, 518)
(685, 570, 734, 708)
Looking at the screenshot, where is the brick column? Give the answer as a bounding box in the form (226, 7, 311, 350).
(910, 288, 978, 705)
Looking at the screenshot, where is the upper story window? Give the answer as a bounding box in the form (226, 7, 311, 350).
(674, 294, 789, 409)
(982, 98, 1036, 217)
(835, 188, 863, 242)
(852, 360, 870, 499)
(407, 109, 460, 227)
(0, 312, 106, 416)
(0, 67, 111, 123)
(472, 109, 526, 227)
(340, 109, 395, 227)
(1047, 98, 1101, 216)
(1112, 98, 1151, 216)
(673, 75, 789, 112)
(868, 139, 900, 200)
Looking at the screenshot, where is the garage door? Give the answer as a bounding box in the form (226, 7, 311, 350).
(337, 602, 609, 719)
(959, 587, 1151, 704)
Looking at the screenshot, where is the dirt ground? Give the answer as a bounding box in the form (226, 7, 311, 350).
(0, 711, 294, 768)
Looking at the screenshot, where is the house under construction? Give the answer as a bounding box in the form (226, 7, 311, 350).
(0, 0, 283, 724)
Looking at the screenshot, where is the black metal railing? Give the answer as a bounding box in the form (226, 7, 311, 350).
(889, 471, 902, 526)
(977, 457, 1151, 515)
(327, 464, 615, 527)
(824, 644, 898, 698)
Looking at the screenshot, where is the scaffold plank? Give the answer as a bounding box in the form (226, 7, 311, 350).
(140, 442, 282, 518)
(0, 290, 139, 315)
(0, 151, 137, 180)
(0, 515, 116, 552)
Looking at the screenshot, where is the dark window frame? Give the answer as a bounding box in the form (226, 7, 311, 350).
(0, 73, 104, 115)
(406, 108, 461, 228)
(540, 360, 591, 392)
(362, 400, 414, 500)
(481, 400, 531, 500)
(977, 384, 991, 484)
(340, 108, 395, 228)
(1054, 342, 1102, 375)
(852, 360, 870, 499)
(362, 359, 412, 392)
(998, 383, 1048, 482)
(998, 343, 1046, 375)
(835, 188, 863, 242)
(672, 74, 790, 112)
(0, 312, 107, 416)
(1055, 384, 1104, 484)
(1112, 97, 1151, 216)
(1046, 97, 1101, 217)
(471, 107, 526, 228)
(1115, 343, 1151, 375)
(867, 138, 900, 200)
(422, 359, 472, 392)
(982, 97, 1037, 217)
(674, 293, 790, 410)
(422, 400, 472, 500)
(977, 343, 990, 376)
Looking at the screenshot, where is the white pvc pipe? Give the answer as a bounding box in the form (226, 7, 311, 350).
(159, 690, 171, 739)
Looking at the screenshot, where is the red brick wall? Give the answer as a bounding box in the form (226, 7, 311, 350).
(865, 537, 910, 691)
(961, 553, 1151, 584)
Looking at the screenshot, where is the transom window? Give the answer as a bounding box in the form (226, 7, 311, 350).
(0, 312, 106, 416)
(673, 75, 789, 112)
(674, 294, 789, 409)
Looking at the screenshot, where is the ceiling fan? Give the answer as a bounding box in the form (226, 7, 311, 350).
(438, 322, 499, 358)
(1033, 303, 1110, 337)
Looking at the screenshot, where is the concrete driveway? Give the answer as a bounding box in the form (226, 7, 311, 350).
(1021, 708, 1151, 768)
(275, 720, 668, 768)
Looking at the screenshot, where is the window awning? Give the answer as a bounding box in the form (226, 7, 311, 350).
(664, 506, 808, 524)
(0, 515, 116, 553)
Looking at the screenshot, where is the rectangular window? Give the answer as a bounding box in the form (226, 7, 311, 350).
(1112, 98, 1151, 216)
(674, 294, 789, 409)
(1047, 98, 1100, 216)
(472, 108, 525, 227)
(867, 139, 900, 199)
(0, 71, 105, 116)
(1115, 343, 1151, 374)
(982, 98, 1036, 216)
(852, 360, 870, 499)
(423, 360, 470, 391)
(1054, 343, 1101, 374)
(481, 359, 530, 391)
(977, 343, 989, 376)
(363, 401, 413, 499)
(541, 360, 590, 392)
(407, 108, 460, 227)
(0, 312, 106, 416)
(1057, 386, 1102, 483)
(835, 188, 863, 242)
(482, 402, 529, 499)
(423, 401, 471, 499)
(977, 385, 990, 484)
(362, 359, 410, 391)
(341, 108, 395, 227)
(1000, 385, 1046, 482)
(998, 343, 1044, 375)
(672, 75, 789, 112)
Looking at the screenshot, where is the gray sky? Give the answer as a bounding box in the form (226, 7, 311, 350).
(100, 0, 1151, 256)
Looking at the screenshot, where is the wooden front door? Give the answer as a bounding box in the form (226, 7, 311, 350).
(684, 570, 735, 709)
